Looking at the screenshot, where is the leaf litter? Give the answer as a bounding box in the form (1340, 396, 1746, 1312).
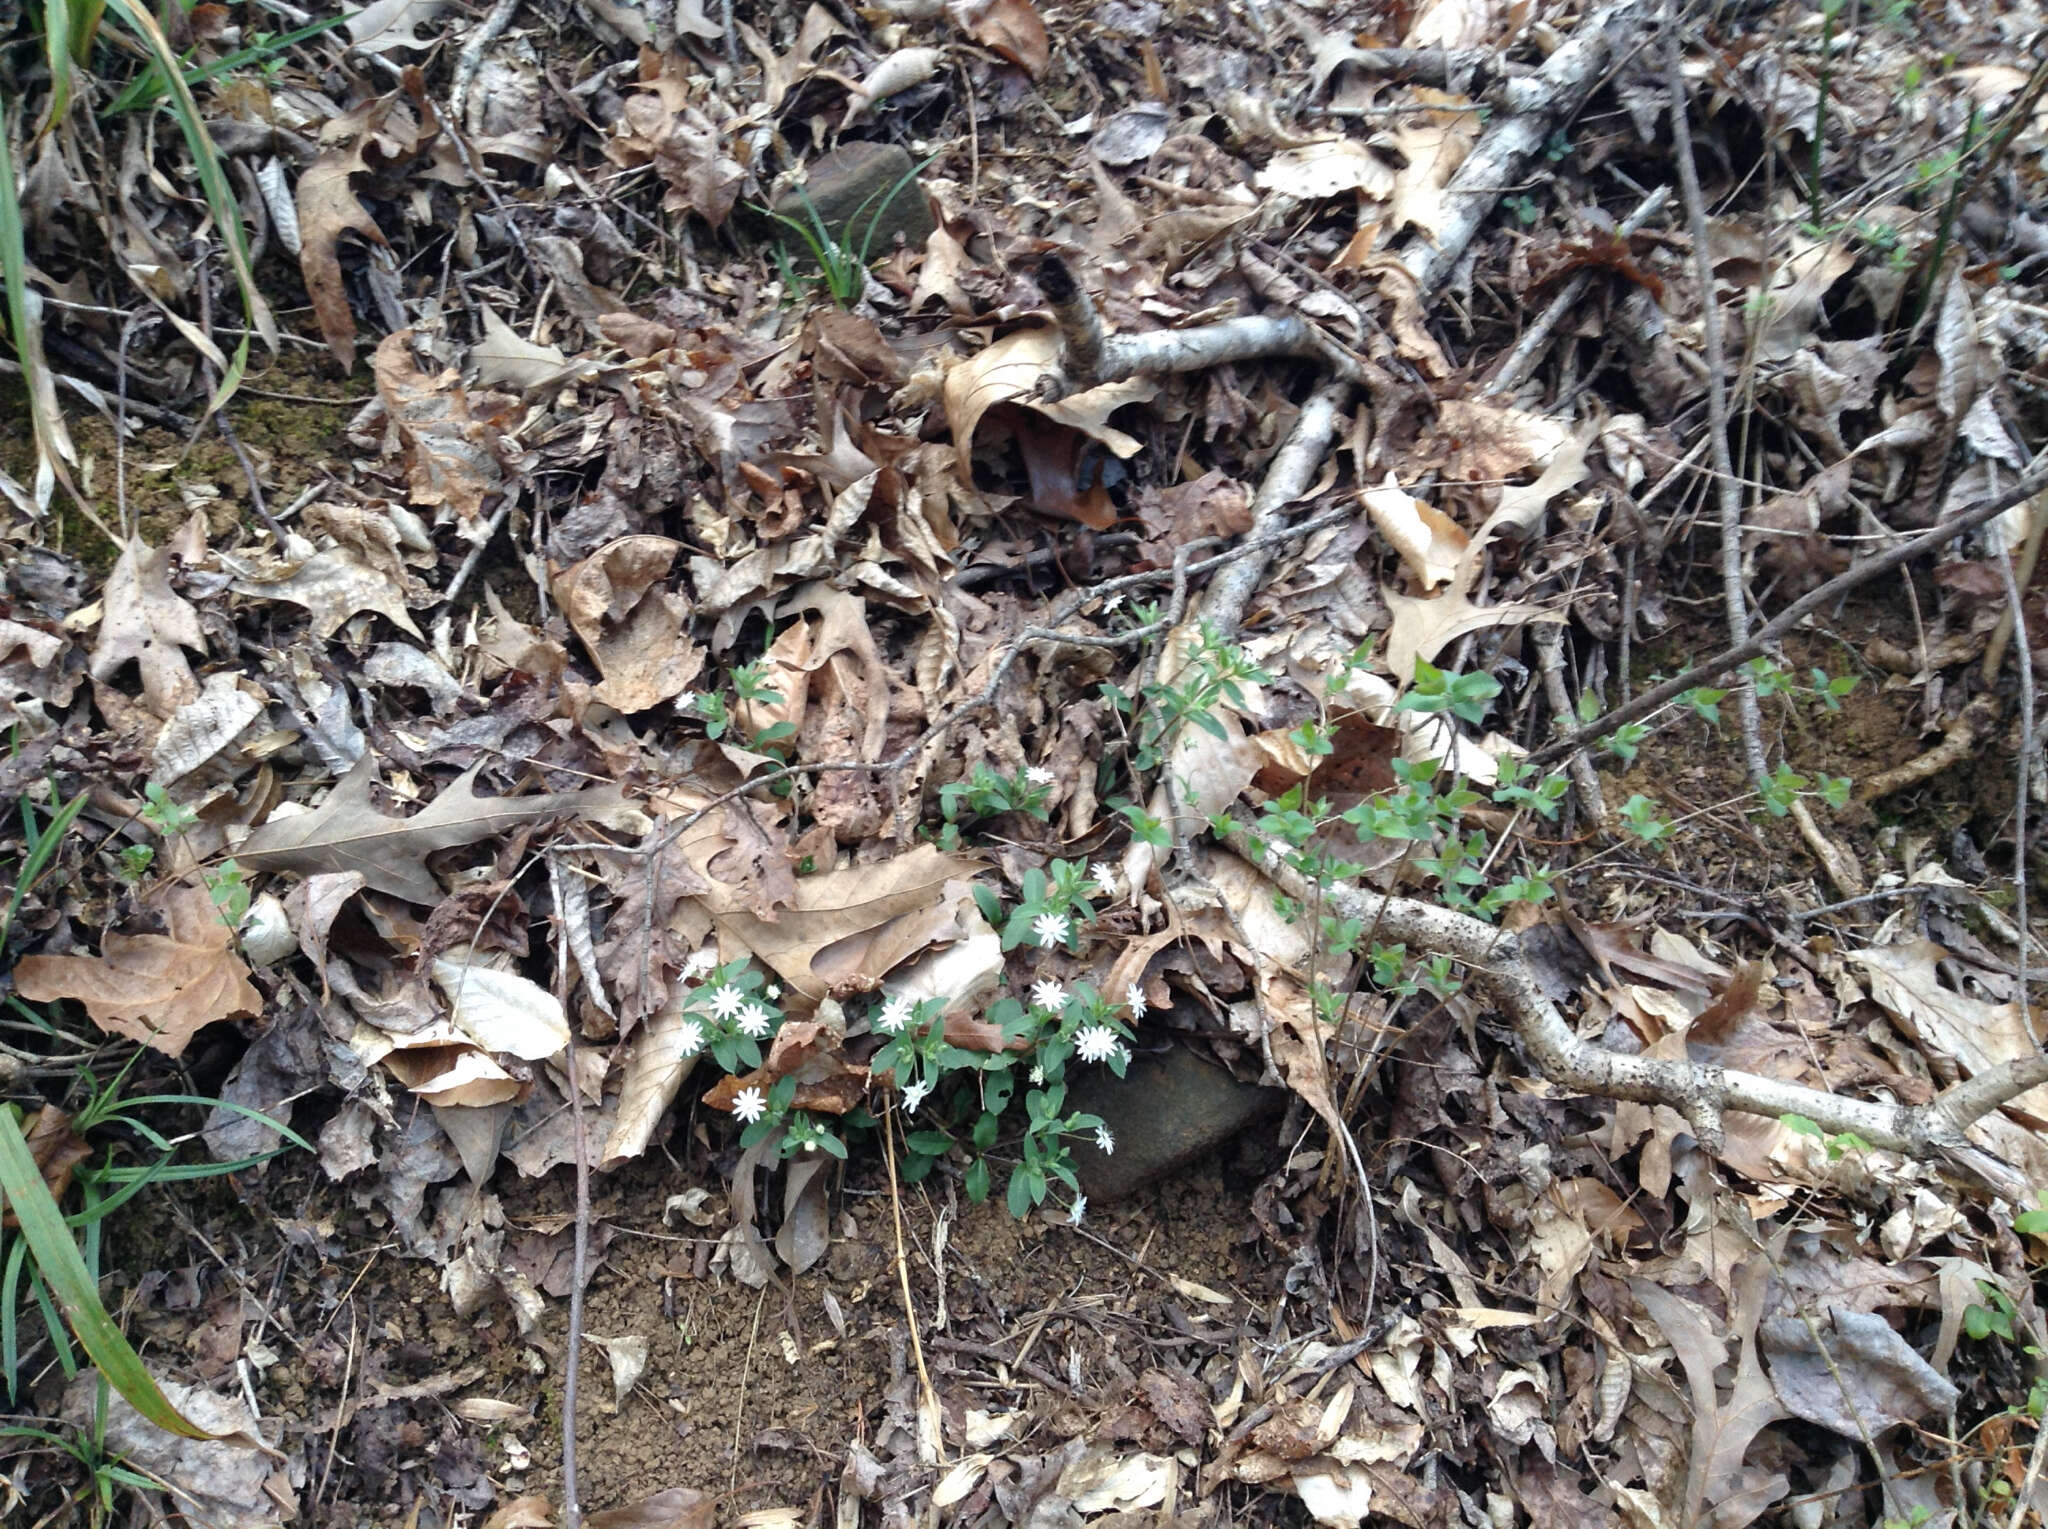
(5, 0, 2048, 1527)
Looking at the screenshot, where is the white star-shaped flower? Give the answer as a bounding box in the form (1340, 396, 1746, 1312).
(732, 1087, 766, 1124)
(683, 947, 718, 977)
(1029, 1064, 1045, 1084)
(1032, 911, 1070, 949)
(675, 1019, 706, 1055)
(874, 993, 914, 1034)
(707, 985, 746, 1021)
(1026, 765, 1055, 786)
(1095, 1124, 1115, 1156)
(1125, 982, 1147, 1019)
(1089, 863, 1119, 896)
(1031, 978, 1068, 1013)
(765, 984, 780, 999)
(738, 1002, 772, 1038)
(1074, 1025, 1119, 1063)
(902, 1077, 933, 1115)
(1068, 1195, 1087, 1225)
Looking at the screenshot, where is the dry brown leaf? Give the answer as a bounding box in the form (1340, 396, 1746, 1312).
(602, 994, 706, 1166)
(701, 843, 985, 1004)
(295, 138, 388, 372)
(606, 63, 746, 228)
(238, 754, 634, 904)
(941, 327, 1156, 468)
(91, 525, 207, 719)
(1380, 99, 1482, 242)
(371, 332, 517, 520)
(1632, 1267, 1789, 1529)
(1256, 139, 1397, 201)
(14, 883, 261, 1057)
(586, 1487, 714, 1529)
(231, 544, 424, 639)
(296, 73, 451, 369)
(1361, 481, 1466, 591)
(481, 1495, 555, 1529)
(552, 536, 705, 713)
(1382, 584, 1559, 690)
(949, 0, 1049, 77)
(1850, 938, 2048, 1117)
(1404, 0, 1497, 47)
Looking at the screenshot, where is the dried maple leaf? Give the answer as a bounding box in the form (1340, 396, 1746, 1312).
(14, 883, 261, 1057)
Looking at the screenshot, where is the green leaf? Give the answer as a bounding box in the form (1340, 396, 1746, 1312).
(1005, 1165, 1032, 1218)
(0, 1108, 215, 1436)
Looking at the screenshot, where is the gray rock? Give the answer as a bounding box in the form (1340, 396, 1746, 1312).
(770, 142, 935, 261)
(1065, 1043, 1285, 1203)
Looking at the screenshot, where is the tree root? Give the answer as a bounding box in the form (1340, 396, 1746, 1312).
(1225, 816, 2048, 1202)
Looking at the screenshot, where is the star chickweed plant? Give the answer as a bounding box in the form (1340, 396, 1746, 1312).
(872, 979, 1129, 1220)
(934, 762, 1056, 851)
(982, 859, 1098, 953)
(678, 960, 787, 1075)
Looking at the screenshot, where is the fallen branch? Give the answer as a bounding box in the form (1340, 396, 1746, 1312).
(1394, 0, 1651, 291)
(1224, 816, 2048, 1202)
(1039, 254, 1364, 391)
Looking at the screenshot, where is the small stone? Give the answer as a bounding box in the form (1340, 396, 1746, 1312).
(1064, 1043, 1285, 1203)
(770, 142, 935, 261)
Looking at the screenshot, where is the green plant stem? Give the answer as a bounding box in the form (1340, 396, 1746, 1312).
(1811, 1, 1837, 228)
(1909, 103, 1979, 331)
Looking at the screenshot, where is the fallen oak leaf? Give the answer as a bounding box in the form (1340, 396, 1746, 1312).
(230, 543, 423, 639)
(238, 755, 637, 904)
(91, 525, 208, 719)
(14, 883, 260, 1057)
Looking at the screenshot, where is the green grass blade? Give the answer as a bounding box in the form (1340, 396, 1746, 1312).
(105, 14, 350, 115)
(98, 0, 277, 359)
(0, 89, 80, 492)
(42, 0, 76, 130)
(2, 1234, 26, 1401)
(106, 1094, 314, 1152)
(29, 1263, 77, 1378)
(69, 0, 107, 64)
(2, 786, 88, 949)
(0, 1108, 215, 1438)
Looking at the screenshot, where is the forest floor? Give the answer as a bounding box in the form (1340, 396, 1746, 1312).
(5, 1, 2048, 1528)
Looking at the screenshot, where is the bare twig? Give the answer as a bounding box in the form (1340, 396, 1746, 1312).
(442, 493, 519, 608)
(1482, 185, 1670, 400)
(1395, 0, 1650, 292)
(1996, 534, 2036, 999)
(550, 855, 590, 1529)
(1664, 8, 1766, 788)
(449, 0, 524, 124)
(1530, 461, 2048, 768)
(1533, 625, 1607, 821)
